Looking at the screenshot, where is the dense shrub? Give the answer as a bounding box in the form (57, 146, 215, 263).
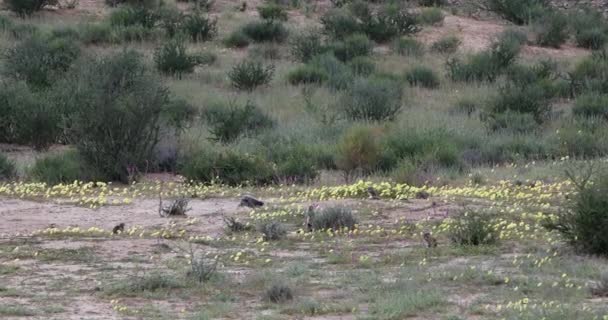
(260, 139, 319, 183)
(335, 125, 381, 177)
(180, 148, 274, 185)
(486, 110, 538, 133)
(311, 206, 357, 231)
(224, 29, 250, 48)
(569, 52, 608, 95)
(80, 23, 113, 44)
(449, 210, 498, 246)
(393, 36, 424, 56)
(573, 93, 608, 120)
(310, 53, 353, 90)
(202, 101, 275, 142)
(554, 120, 608, 158)
(576, 28, 608, 50)
(154, 38, 200, 78)
(405, 66, 440, 88)
(339, 77, 402, 121)
(533, 10, 568, 48)
(287, 65, 328, 85)
(330, 33, 372, 62)
(487, 0, 547, 25)
(489, 83, 551, 123)
(242, 20, 288, 43)
(570, 7, 608, 50)
(6, 0, 57, 16)
(109, 5, 159, 28)
(321, 8, 360, 39)
(0, 153, 15, 180)
(29, 150, 88, 185)
(290, 30, 326, 63)
(417, 7, 444, 25)
(258, 4, 288, 21)
(181, 12, 217, 42)
(430, 35, 460, 54)
(544, 170, 608, 255)
(228, 60, 275, 91)
(3, 35, 80, 88)
(348, 56, 375, 76)
(59, 51, 171, 182)
(364, 4, 420, 42)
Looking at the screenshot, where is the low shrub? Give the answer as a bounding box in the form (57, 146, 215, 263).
(451, 98, 478, 116)
(405, 66, 440, 88)
(348, 56, 375, 76)
(417, 7, 444, 25)
(109, 5, 159, 29)
(486, 110, 538, 133)
(224, 29, 250, 48)
(430, 35, 460, 54)
(287, 65, 328, 85)
(543, 169, 608, 256)
(290, 29, 326, 63)
(258, 4, 288, 21)
(533, 10, 568, 48)
(310, 206, 357, 231)
(573, 93, 608, 120)
(228, 60, 275, 91)
(339, 76, 402, 121)
(390, 158, 429, 186)
(202, 101, 274, 142)
(258, 221, 287, 241)
(154, 38, 200, 78)
(29, 150, 88, 185)
(330, 33, 372, 62)
(6, 0, 57, 16)
(489, 82, 551, 123)
(309, 53, 353, 90)
(272, 143, 319, 184)
(569, 52, 608, 95)
(180, 148, 275, 185)
(575, 28, 608, 50)
(181, 11, 217, 42)
(242, 20, 288, 43)
(363, 4, 420, 42)
(570, 7, 608, 50)
(335, 125, 381, 177)
(0, 153, 15, 180)
(487, 0, 547, 25)
(448, 210, 498, 246)
(80, 23, 113, 45)
(264, 282, 293, 303)
(321, 8, 360, 39)
(393, 36, 424, 56)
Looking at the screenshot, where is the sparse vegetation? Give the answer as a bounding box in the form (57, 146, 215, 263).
(258, 221, 287, 241)
(448, 210, 498, 246)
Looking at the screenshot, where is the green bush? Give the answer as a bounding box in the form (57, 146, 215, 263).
(575, 28, 608, 50)
(80, 23, 113, 45)
(321, 8, 360, 39)
(287, 65, 328, 85)
(109, 5, 159, 28)
(486, 110, 538, 133)
(570, 7, 608, 50)
(290, 30, 326, 63)
(348, 56, 375, 76)
(430, 35, 460, 54)
(272, 143, 319, 184)
(417, 7, 444, 25)
(29, 150, 88, 185)
(59, 50, 171, 183)
(405, 66, 440, 88)
(311, 206, 357, 231)
(3, 35, 81, 89)
(489, 83, 550, 124)
(259, 221, 287, 240)
(336, 125, 381, 176)
(308, 53, 353, 91)
(449, 210, 498, 246)
(0, 153, 15, 180)
(330, 33, 372, 62)
(248, 43, 282, 60)
(573, 93, 608, 119)
(569, 52, 608, 95)
(533, 10, 568, 48)
(202, 101, 275, 142)
(6, 0, 57, 16)
(258, 4, 288, 21)
(224, 29, 250, 48)
(228, 60, 275, 91)
(158, 5, 182, 37)
(393, 36, 424, 56)
(543, 169, 608, 255)
(154, 38, 200, 78)
(181, 11, 217, 42)
(364, 4, 420, 43)
(180, 148, 275, 185)
(340, 76, 402, 121)
(554, 120, 608, 158)
(487, 0, 547, 25)
(242, 20, 288, 43)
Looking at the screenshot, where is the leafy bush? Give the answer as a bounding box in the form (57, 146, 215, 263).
(489, 82, 551, 123)
(154, 38, 200, 78)
(430, 35, 460, 54)
(224, 29, 250, 48)
(109, 5, 159, 28)
(180, 148, 274, 185)
(59, 50, 171, 183)
(569, 52, 608, 95)
(553, 120, 608, 158)
(405, 66, 440, 88)
(310, 53, 353, 90)
(570, 7, 608, 50)
(321, 8, 360, 39)
(543, 169, 608, 256)
(202, 101, 275, 142)
(181, 11, 217, 42)
(487, 0, 547, 25)
(310, 206, 357, 231)
(290, 30, 326, 63)
(258, 221, 287, 241)
(575, 28, 608, 50)
(3, 35, 80, 88)
(336, 125, 381, 177)
(242, 21, 288, 43)
(573, 93, 608, 120)
(330, 33, 372, 62)
(264, 282, 293, 303)
(6, 0, 57, 16)
(348, 56, 375, 76)
(80, 23, 113, 45)
(228, 60, 275, 91)
(29, 150, 88, 185)
(448, 210, 498, 246)
(270, 143, 319, 184)
(486, 110, 538, 133)
(363, 4, 420, 42)
(0, 153, 15, 180)
(339, 77, 402, 121)
(287, 65, 328, 85)
(533, 10, 568, 48)
(258, 4, 288, 21)
(393, 36, 424, 56)
(417, 7, 444, 25)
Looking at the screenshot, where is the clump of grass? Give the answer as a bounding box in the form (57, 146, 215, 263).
(405, 66, 440, 88)
(188, 253, 218, 283)
(264, 282, 294, 303)
(160, 198, 191, 217)
(228, 60, 275, 91)
(105, 272, 185, 296)
(393, 36, 424, 56)
(417, 7, 444, 25)
(310, 206, 357, 231)
(29, 150, 88, 185)
(258, 221, 287, 241)
(224, 29, 250, 48)
(448, 210, 498, 246)
(288, 65, 328, 85)
(430, 35, 460, 54)
(369, 281, 445, 318)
